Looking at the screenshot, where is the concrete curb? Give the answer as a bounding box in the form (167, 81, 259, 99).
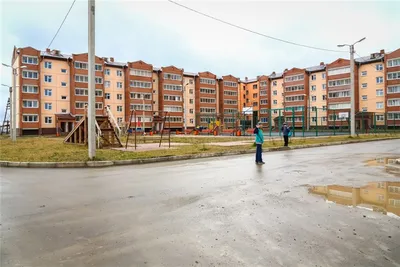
(0, 137, 398, 169)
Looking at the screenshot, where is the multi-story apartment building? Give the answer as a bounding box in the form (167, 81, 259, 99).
(158, 66, 184, 130)
(355, 51, 385, 126)
(258, 75, 270, 125)
(326, 58, 359, 127)
(218, 75, 239, 128)
(125, 60, 153, 130)
(195, 71, 218, 127)
(307, 63, 327, 127)
(183, 73, 196, 129)
(269, 72, 284, 126)
(385, 48, 400, 126)
(104, 57, 125, 125)
(282, 68, 309, 128)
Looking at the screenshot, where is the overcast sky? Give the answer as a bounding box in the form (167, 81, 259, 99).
(1, 0, 399, 119)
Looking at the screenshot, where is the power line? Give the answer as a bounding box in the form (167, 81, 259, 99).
(47, 0, 77, 49)
(167, 0, 346, 53)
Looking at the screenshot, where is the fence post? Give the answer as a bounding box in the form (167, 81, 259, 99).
(269, 109, 272, 137)
(373, 112, 376, 134)
(361, 112, 364, 134)
(292, 107, 295, 137)
(279, 109, 282, 137)
(385, 112, 387, 132)
(315, 108, 318, 136)
(302, 108, 305, 137)
(333, 110, 336, 136)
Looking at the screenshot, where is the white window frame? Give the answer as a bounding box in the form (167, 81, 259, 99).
(376, 89, 384, 96)
(388, 85, 400, 94)
(22, 114, 39, 122)
(61, 82, 67, 87)
(44, 75, 52, 83)
(376, 64, 383, 71)
(22, 55, 38, 65)
(117, 105, 123, 112)
(22, 70, 39, 79)
(376, 77, 384, 84)
(117, 82, 123, 88)
(22, 85, 38, 94)
(361, 83, 367, 88)
(361, 71, 367, 76)
(362, 95, 367, 100)
(44, 103, 52, 110)
(22, 100, 39, 108)
(376, 102, 384, 110)
(44, 61, 52, 69)
(387, 99, 400, 107)
(44, 89, 52, 96)
(45, 116, 53, 124)
(117, 70, 123, 77)
(387, 58, 400, 68)
(387, 72, 400, 80)
(117, 94, 123, 100)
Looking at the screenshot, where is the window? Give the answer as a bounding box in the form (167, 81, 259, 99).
(260, 90, 267, 96)
(22, 100, 38, 108)
(44, 103, 52, 110)
(22, 70, 38, 79)
(375, 115, 384, 121)
(273, 100, 277, 105)
(376, 102, 384, 109)
(312, 106, 317, 111)
(328, 103, 351, 110)
(311, 85, 316, 91)
(387, 99, 400, 107)
(322, 95, 326, 100)
(189, 109, 194, 114)
(165, 116, 182, 122)
(45, 116, 53, 124)
(286, 95, 305, 102)
(60, 69, 67, 74)
(260, 99, 268, 105)
(285, 106, 304, 112)
(163, 84, 182, 91)
(22, 56, 38, 65)
(130, 69, 152, 77)
(117, 70, 123, 76)
(22, 114, 38, 122)
(74, 62, 88, 69)
(272, 81, 277, 86)
(388, 85, 400, 94)
(130, 80, 152, 88)
(253, 93, 258, 98)
(105, 93, 110, 99)
(387, 72, 400, 80)
(44, 61, 52, 69)
(105, 69, 110, 75)
(199, 88, 216, 94)
(117, 94, 123, 100)
(200, 98, 216, 103)
(44, 89, 52, 96)
(361, 71, 367, 76)
(130, 104, 152, 111)
(273, 110, 278, 114)
(61, 109, 67, 113)
(362, 107, 368, 112)
(95, 90, 103, 97)
(224, 99, 238, 105)
(285, 74, 304, 82)
(312, 96, 317, 101)
(323, 106, 327, 111)
(223, 81, 238, 87)
(322, 73, 326, 79)
(322, 116, 327, 122)
(328, 67, 350, 76)
(95, 77, 103, 84)
(164, 73, 182, 81)
(117, 106, 123, 112)
(190, 119, 194, 124)
(22, 85, 38, 93)
(117, 82, 123, 88)
(164, 106, 183, 112)
(311, 74, 316, 81)
(322, 84, 326, 90)
(387, 58, 400, 67)
(189, 99, 194, 104)
(163, 95, 182, 102)
(95, 64, 102, 71)
(328, 90, 350, 98)
(61, 82, 67, 87)
(260, 81, 268, 87)
(312, 117, 317, 122)
(189, 89, 194, 94)
(376, 89, 384, 96)
(273, 90, 277, 95)
(253, 84, 258, 89)
(75, 102, 87, 109)
(105, 81, 110, 88)
(44, 75, 52, 83)
(75, 88, 88, 96)
(75, 75, 88, 83)
(224, 90, 237, 96)
(224, 108, 238, 114)
(361, 83, 367, 88)
(95, 102, 103, 110)
(328, 78, 350, 87)
(188, 79, 194, 85)
(362, 95, 367, 100)
(200, 78, 216, 85)
(260, 109, 268, 114)
(388, 112, 400, 120)
(286, 85, 304, 92)
(376, 64, 383, 71)
(130, 93, 151, 100)
(376, 77, 384, 84)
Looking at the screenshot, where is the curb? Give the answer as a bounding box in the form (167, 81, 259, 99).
(0, 137, 398, 169)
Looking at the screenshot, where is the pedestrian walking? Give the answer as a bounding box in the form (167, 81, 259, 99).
(254, 123, 265, 164)
(281, 122, 291, 147)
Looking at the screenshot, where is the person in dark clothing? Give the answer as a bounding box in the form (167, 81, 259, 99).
(254, 123, 265, 164)
(281, 122, 291, 147)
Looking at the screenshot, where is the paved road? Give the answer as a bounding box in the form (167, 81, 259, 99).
(1, 140, 400, 267)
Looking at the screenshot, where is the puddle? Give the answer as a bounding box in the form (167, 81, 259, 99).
(308, 181, 400, 217)
(365, 156, 400, 175)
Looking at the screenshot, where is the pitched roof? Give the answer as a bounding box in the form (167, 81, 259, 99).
(305, 64, 326, 72)
(355, 53, 384, 64)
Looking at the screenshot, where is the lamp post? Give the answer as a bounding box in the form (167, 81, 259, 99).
(2, 63, 27, 141)
(183, 82, 189, 133)
(337, 37, 366, 137)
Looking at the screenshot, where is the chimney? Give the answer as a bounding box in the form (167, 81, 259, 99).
(284, 68, 288, 72)
(110, 57, 114, 62)
(380, 49, 385, 55)
(272, 71, 276, 75)
(102, 57, 108, 62)
(52, 49, 60, 55)
(320, 62, 324, 66)
(46, 48, 50, 53)
(245, 77, 248, 81)
(256, 75, 260, 80)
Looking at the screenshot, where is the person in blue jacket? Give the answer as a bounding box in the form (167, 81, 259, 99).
(254, 123, 265, 164)
(281, 122, 291, 147)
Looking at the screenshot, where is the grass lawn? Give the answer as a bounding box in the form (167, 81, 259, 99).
(0, 133, 398, 162)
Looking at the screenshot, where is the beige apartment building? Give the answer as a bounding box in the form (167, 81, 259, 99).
(183, 73, 196, 129)
(269, 72, 284, 126)
(307, 63, 327, 127)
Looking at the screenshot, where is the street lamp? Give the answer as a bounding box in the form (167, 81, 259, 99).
(183, 82, 189, 133)
(2, 63, 27, 141)
(337, 37, 366, 137)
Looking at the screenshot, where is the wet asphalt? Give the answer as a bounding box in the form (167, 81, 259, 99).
(1, 139, 400, 267)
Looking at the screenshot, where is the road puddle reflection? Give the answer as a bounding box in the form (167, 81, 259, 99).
(365, 156, 400, 175)
(309, 181, 400, 217)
